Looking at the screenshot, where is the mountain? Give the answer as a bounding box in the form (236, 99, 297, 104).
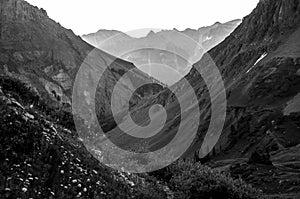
(82, 20, 241, 85)
(129, 0, 300, 196)
(0, 0, 163, 121)
(196, 19, 242, 50)
(82, 29, 133, 50)
(2, 0, 300, 197)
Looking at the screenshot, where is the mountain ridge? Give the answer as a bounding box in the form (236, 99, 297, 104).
(82, 19, 241, 85)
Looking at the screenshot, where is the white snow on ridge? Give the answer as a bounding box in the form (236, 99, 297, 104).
(254, 52, 268, 66)
(203, 35, 212, 42)
(246, 52, 268, 74)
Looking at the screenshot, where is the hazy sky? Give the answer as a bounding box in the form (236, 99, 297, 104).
(26, 0, 259, 37)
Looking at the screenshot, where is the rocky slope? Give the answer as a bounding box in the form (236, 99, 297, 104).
(0, 76, 169, 198)
(130, 0, 300, 197)
(0, 0, 163, 120)
(199, 0, 300, 158)
(82, 20, 241, 85)
(0, 76, 263, 199)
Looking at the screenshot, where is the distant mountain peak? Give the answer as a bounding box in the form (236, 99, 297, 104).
(146, 30, 156, 37)
(96, 29, 120, 33)
(82, 20, 241, 85)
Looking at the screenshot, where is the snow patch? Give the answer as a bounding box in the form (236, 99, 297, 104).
(246, 52, 268, 73)
(203, 35, 212, 41)
(92, 170, 98, 174)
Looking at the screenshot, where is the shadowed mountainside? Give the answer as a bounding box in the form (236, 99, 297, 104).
(129, 0, 300, 197)
(0, 0, 163, 119)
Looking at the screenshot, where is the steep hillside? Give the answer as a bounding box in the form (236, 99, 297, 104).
(197, 0, 300, 157)
(0, 77, 262, 199)
(0, 0, 163, 120)
(129, 0, 300, 196)
(0, 76, 168, 198)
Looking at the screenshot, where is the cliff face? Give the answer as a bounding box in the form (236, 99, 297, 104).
(0, 0, 48, 22)
(0, 0, 163, 122)
(0, 0, 90, 65)
(207, 0, 300, 99)
(0, 0, 91, 106)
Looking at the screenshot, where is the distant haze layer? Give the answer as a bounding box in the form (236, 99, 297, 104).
(82, 20, 241, 85)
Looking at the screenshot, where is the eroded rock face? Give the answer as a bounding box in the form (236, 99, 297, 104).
(0, 0, 91, 107)
(0, 0, 163, 116)
(52, 70, 72, 91)
(0, 0, 48, 22)
(39, 77, 71, 105)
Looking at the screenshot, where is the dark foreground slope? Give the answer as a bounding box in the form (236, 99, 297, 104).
(0, 77, 169, 198)
(0, 0, 166, 197)
(0, 77, 263, 199)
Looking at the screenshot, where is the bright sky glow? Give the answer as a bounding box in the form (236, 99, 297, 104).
(26, 0, 259, 36)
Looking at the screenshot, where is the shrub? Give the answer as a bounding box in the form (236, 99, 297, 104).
(163, 160, 262, 199)
(0, 77, 76, 131)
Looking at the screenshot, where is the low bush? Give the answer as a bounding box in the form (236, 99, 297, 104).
(151, 160, 262, 199)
